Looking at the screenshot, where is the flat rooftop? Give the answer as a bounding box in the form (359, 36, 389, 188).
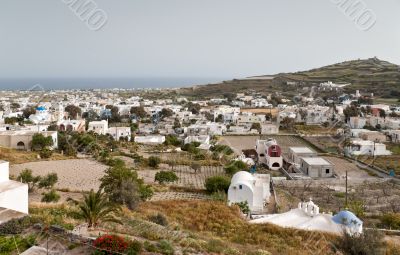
(0, 130, 56, 136)
(289, 147, 315, 154)
(302, 157, 332, 166)
(0, 180, 27, 192)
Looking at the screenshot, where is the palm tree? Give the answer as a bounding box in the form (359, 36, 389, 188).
(69, 189, 122, 228)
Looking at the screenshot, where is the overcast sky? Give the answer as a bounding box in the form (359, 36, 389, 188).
(0, 0, 399, 80)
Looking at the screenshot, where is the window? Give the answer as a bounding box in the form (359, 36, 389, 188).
(325, 169, 330, 174)
(239, 185, 242, 190)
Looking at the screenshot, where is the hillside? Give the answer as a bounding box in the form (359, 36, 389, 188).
(178, 58, 400, 99)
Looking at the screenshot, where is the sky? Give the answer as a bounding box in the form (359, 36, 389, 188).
(0, 0, 399, 86)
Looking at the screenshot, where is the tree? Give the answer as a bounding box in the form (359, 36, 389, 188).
(154, 171, 178, 184)
(10, 102, 20, 110)
(148, 156, 161, 168)
(69, 189, 121, 228)
(82, 110, 99, 121)
(187, 103, 201, 114)
(250, 123, 261, 133)
(160, 108, 173, 120)
(191, 162, 201, 174)
(65, 105, 82, 119)
(164, 135, 181, 147)
(31, 133, 53, 151)
(215, 114, 224, 123)
(205, 176, 230, 194)
(280, 117, 295, 131)
(38, 173, 58, 189)
(130, 106, 147, 118)
(378, 109, 386, 118)
(100, 161, 152, 209)
(17, 169, 41, 192)
(343, 105, 359, 121)
(22, 106, 36, 119)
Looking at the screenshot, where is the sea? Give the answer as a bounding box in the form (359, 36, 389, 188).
(0, 77, 227, 91)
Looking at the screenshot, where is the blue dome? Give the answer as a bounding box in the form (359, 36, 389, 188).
(36, 106, 46, 111)
(332, 210, 362, 227)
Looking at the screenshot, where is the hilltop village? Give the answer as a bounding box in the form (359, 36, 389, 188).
(0, 83, 400, 254)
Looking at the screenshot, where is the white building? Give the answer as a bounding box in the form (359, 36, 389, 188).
(256, 139, 283, 170)
(0, 161, 29, 223)
(88, 120, 108, 135)
(349, 117, 366, 129)
(228, 171, 271, 213)
(184, 135, 210, 145)
(0, 131, 58, 151)
(134, 135, 166, 144)
(107, 127, 131, 141)
(250, 199, 362, 235)
(251, 98, 271, 108)
(261, 123, 279, 135)
(300, 157, 334, 178)
(346, 139, 392, 156)
(288, 147, 317, 165)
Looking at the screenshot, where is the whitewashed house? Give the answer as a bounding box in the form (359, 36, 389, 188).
(256, 139, 283, 170)
(349, 117, 366, 129)
(134, 135, 165, 145)
(0, 131, 57, 151)
(261, 123, 279, 134)
(88, 120, 108, 135)
(0, 161, 29, 223)
(228, 171, 271, 213)
(346, 139, 392, 156)
(107, 127, 131, 141)
(288, 147, 317, 165)
(300, 157, 334, 178)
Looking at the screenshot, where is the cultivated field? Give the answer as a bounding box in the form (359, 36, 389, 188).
(10, 159, 108, 191)
(138, 165, 225, 189)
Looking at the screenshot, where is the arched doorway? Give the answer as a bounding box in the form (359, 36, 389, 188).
(59, 124, 65, 131)
(17, 141, 25, 150)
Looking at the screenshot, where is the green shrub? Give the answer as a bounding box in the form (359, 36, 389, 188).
(39, 148, 53, 158)
(381, 213, 400, 230)
(224, 160, 248, 175)
(205, 176, 230, 194)
(148, 156, 161, 168)
(148, 213, 168, 226)
(154, 171, 178, 184)
(41, 189, 60, 203)
(0, 216, 32, 235)
(38, 173, 58, 189)
(126, 240, 142, 255)
(158, 240, 174, 255)
(233, 201, 250, 215)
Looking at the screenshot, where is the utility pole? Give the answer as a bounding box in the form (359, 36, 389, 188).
(345, 170, 348, 209)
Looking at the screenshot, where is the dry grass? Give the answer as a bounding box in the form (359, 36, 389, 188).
(0, 146, 73, 165)
(139, 200, 337, 255)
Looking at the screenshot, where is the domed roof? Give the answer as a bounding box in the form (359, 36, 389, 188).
(231, 171, 255, 186)
(332, 210, 362, 227)
(36, 106, 46, 111)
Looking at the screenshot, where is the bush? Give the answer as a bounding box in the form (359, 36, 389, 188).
(224, 161, 248, 176)
(334, 229, 385, 255)
(205, 176, 230, 194)
(381, 213, 400, 230)
(233, 201, 250, 215)
(148, 213, 168, 226)
(158, 240, 174, 255)
(126, 240, 142, 255)
(93, 235, 128, 255)
(39, 148, 53, 158)
(41, 189, 60, 203)
(155, 171, 178, 184)
(39, 173, 58, 189)
(164, 135, 181, 146)
(0, 217, 32, 235)
(148, 156, 161, 168)
(211, 144, 234, 155)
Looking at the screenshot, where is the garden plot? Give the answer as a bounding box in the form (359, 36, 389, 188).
(138, 165, 225, 190)
(150, 192, 209, 201)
